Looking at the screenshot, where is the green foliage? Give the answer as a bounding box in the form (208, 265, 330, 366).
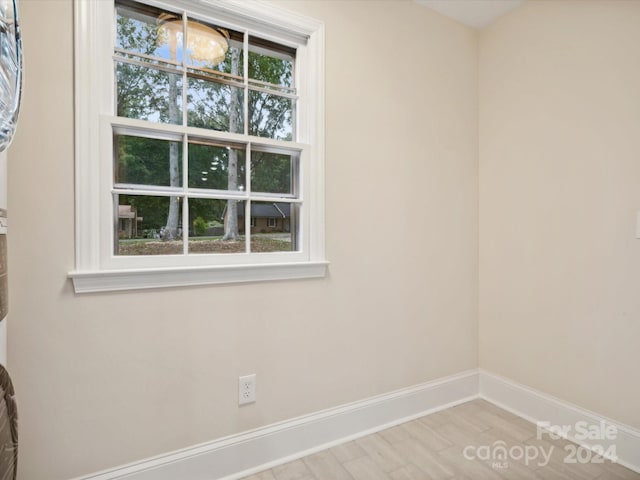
(187, 143, 245, 190)
(116, 14, 173, 121)
(193, 216, 208, 236)
(116, 8, 162, 55)
(251, 151, 292, 193)
(188, 198, 227, 231)
(121, 195, 174, 232)
(117, 135, 182, 186)
(248, 51, 293, 87)
(187, 79, 244, 133)
(247, 51, 293, 140)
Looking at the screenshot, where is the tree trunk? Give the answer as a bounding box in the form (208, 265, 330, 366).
(163, 38, 180, 241)
(164, 137, 180, 241)
(223, 49, 241, 241)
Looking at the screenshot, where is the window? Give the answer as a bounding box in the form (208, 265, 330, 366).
(70, 0, 326, 292)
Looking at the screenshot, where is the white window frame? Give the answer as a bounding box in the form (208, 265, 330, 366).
(69, 0, 327, 293)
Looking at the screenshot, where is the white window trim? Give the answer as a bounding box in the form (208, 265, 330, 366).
(69, 0, 327, 293)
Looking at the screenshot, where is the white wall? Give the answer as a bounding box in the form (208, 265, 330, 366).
(8, 1, 479, 478)
(479, 0, 640, 430)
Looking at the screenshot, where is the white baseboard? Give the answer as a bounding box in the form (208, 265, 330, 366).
(479, 369, 640, 474)
(75, 370, 479, 480)
(74, 369, 640, 479)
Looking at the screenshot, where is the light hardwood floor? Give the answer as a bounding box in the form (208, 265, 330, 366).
(241, 399, 640, 480)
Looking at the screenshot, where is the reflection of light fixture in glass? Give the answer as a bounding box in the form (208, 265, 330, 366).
(158, 14, 229, 66)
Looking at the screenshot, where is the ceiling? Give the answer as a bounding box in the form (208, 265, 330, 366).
(416, 0, 526, 29)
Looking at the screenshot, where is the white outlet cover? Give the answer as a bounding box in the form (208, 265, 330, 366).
(238, 374, 256, 405)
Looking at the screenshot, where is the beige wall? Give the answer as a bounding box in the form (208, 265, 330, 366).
(11, 0, 640, 477)
(479, 0, 640, 429)
(8, 1, 478, 478)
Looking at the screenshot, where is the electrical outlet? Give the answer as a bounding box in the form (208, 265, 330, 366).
(238, 374, 256, 405)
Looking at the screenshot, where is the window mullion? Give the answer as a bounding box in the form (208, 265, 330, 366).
(245, 142, 252, 253)
(112, 192, 119, 256)
(243, 30, 249, 137)
(183, 134, 189, 256)
(245, 200, 251, 253)
(182, 11, 188, 129)
(182, 196, 189, 255)
(241, 30, 250, 254)
(182, 12, 189, 256)
(246, 84, 298, 100)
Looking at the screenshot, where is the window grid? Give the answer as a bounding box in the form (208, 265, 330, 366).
(112, 0, 301, 256)
(111, 130, 302, 255)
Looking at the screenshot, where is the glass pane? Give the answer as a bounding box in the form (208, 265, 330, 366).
(188, 199, 246, 254)
(116, 195, 183, 255)
(251, 151, 295, 195)
(188, 142, 245, 191)
(249, 90, 293, 140)
(116, 1, 170, 61)
(115, 135, 182, 187)
(188, 77, 244, 133)
(250, 202, 298, 252)
(185, 19, 243, 75)
(116, 62, 183, 124)
(248, 37, 294, 88)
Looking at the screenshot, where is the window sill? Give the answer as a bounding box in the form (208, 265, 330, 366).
(68, 261, 329, 293)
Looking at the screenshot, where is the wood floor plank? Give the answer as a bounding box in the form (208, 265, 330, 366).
(379, 425, 412, 444)
(473, 409, 537, 443)
(419, 410, 449, 429)
(436, 445, 504, 480)
(439, 403, 493, 433)
(330, 440, 367, 464)
(272, 459, 315, 480)
(392, 438, 457, 479)
(473, 427, 546, 472)
(356, 433, 407, 473)
(240, 399, 640, 480)
(302, 450, 353, 480)
(402, 419, 453, 452)
(388, 463, 432, 480)
(534, 462, 604, 480)
(343, 456, 392, 480)
(478, 453, 544, 479)
(524, 435, 579, 468)
(242, 471, 278, 480)
(432, 421, 484, 449)
(537, 444, 606, 479)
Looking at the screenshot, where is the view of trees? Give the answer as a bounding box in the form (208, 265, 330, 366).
(114, 1, 296, 251)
